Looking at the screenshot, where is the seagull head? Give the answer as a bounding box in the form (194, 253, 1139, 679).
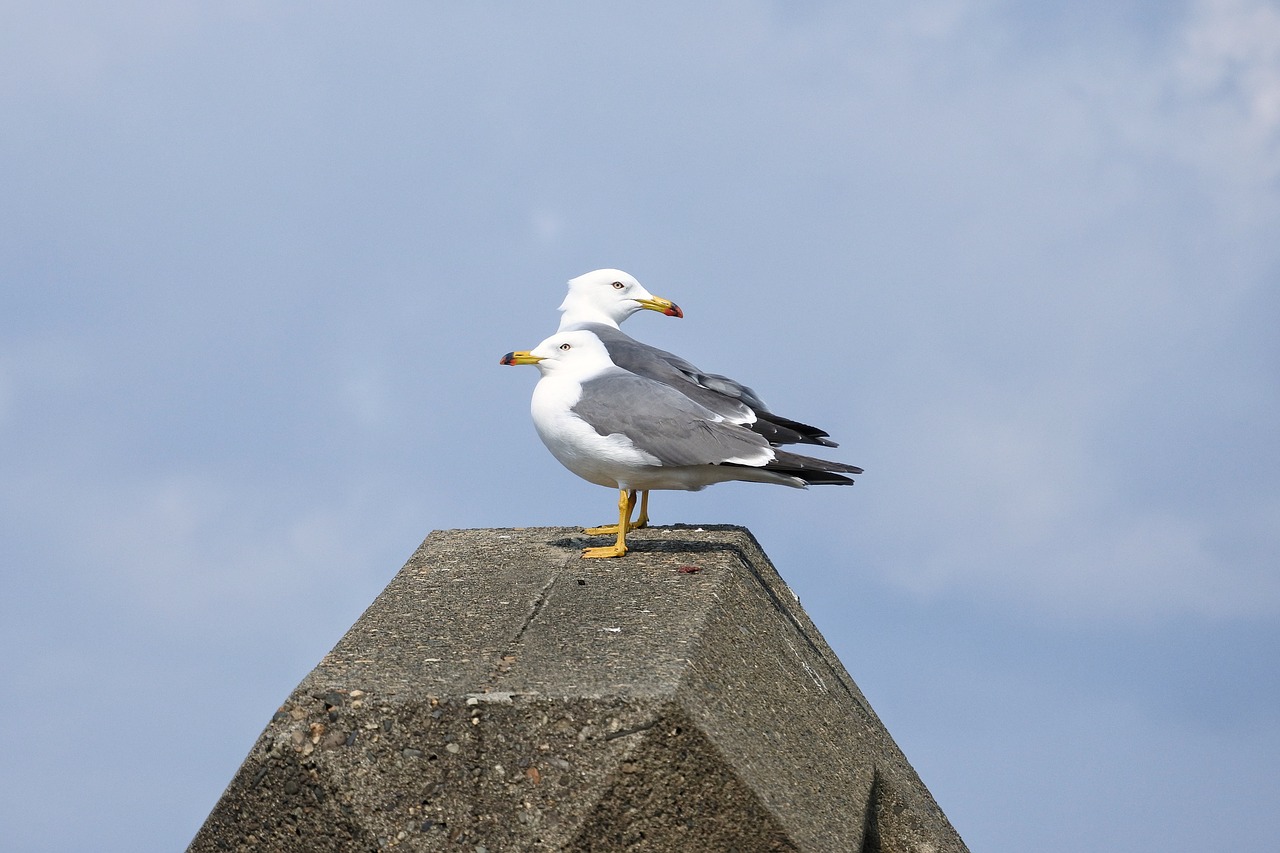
(500, 330, 617, 379)
(557, 268, 683, 330)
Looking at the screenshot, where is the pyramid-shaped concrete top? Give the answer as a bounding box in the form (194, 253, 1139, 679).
(189, 525, 967, 852)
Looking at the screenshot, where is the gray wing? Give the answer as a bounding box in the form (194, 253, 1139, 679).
(581, 324, 757, 422)
(577, 323, 837, 448)
(572, 370, 772, 467)
(643, 353, 770, 414)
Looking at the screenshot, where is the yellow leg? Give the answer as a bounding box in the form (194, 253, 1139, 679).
(634, 490, 650, 528)
(582, 489, 633, 559)
(584, 489, 650, 534)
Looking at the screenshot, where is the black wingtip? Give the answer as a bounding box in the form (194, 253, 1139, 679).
(751, 413, 839, 448)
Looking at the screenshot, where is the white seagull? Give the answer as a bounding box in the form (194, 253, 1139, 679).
(501, 329, 862, 559)
(555, 268, 838, 535)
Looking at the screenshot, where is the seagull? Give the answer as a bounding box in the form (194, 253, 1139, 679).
(557, 268, 838, 534)
(500, 329, 862, 559)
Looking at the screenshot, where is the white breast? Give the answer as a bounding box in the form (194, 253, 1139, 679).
(530, 375, 661, 489)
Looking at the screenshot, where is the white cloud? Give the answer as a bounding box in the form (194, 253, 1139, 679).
(1173, 0, 1280, 180)
(1180, 0, 1280, 128)
(750, 2, 1280, 622)
(0, 468, 411, 629)
(859, 405, 1280, 620)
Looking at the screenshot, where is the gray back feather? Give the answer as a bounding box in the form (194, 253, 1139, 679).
(571, 370, 772, 467)
(573, 323, 764, 419)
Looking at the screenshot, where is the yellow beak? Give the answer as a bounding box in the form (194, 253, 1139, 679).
(634, 296, 683, 318)
(499, 350, 543, 366)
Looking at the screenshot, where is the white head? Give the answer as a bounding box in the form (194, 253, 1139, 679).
(500, 329, 617, 379)
(556, 268, 683, 330)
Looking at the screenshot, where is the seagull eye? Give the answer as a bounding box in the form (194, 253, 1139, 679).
(611, 281, 625, 290)
(559, 343, 571, 350)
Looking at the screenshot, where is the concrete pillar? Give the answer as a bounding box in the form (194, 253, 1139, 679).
(189, 525, 967, 852)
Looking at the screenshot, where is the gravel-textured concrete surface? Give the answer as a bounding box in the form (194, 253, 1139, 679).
(188, 525, 967, 852)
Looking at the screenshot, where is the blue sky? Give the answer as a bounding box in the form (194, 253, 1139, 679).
(2, 2, 1278, 850)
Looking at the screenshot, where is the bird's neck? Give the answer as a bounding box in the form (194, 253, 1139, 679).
(557, 307, 622, 331)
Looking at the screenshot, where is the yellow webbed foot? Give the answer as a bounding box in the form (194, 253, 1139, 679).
(583, 519, 647, 535)
(581, 488, 634, 558)
(581, 543, 628, 559)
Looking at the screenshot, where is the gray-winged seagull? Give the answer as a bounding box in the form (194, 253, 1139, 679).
(555, 268, 839, 535)
(501, 329, 861, 559)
